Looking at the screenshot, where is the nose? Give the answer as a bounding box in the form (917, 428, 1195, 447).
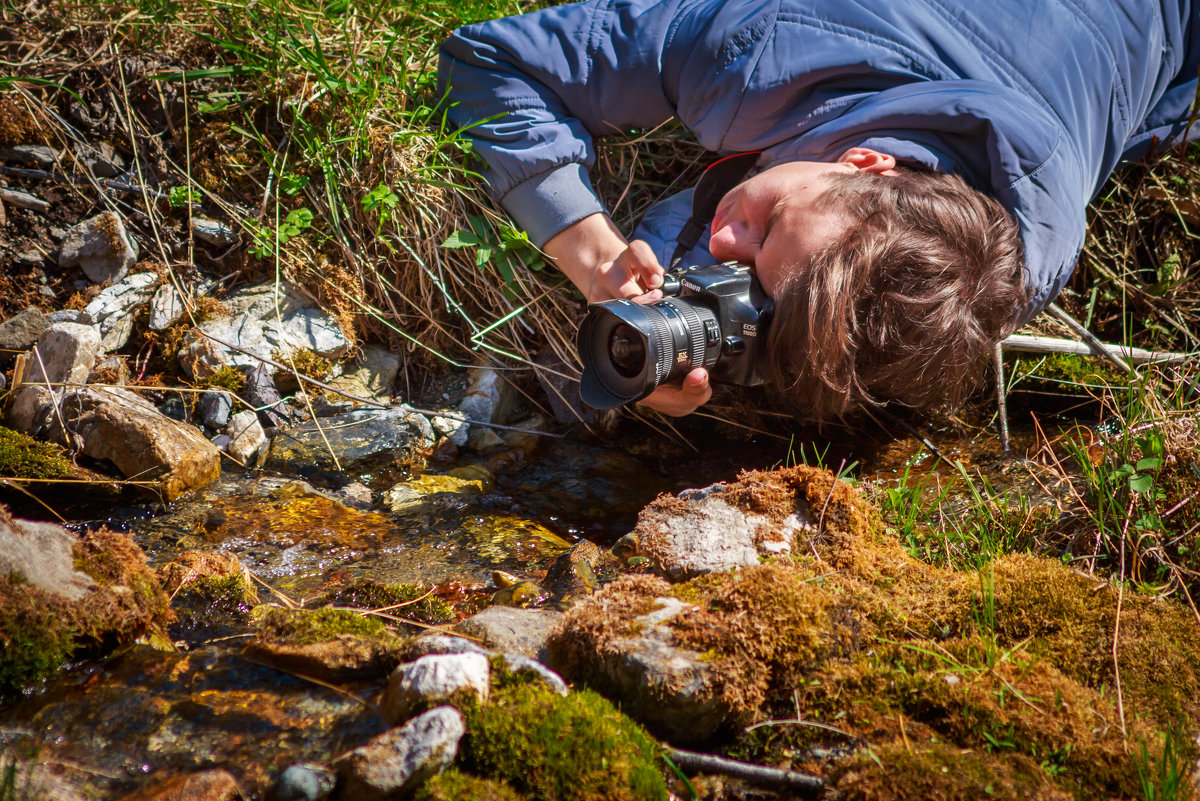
(709, 222, 757, 264)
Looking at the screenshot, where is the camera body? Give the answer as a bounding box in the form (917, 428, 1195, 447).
(577, 262, 773, 409)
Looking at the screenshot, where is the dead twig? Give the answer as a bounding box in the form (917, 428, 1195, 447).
(662, 747, 823, 796)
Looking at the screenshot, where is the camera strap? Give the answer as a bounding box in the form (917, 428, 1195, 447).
(669, 151, 761, 268)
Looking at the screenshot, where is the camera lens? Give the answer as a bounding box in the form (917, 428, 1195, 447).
(577, 298, 720, 409)
(608, 324, 647, 378)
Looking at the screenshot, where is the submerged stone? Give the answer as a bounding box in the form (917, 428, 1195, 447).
(266, 407, 434, 478)
(244, 606, 404, 681)
(382, 465, 494, 514)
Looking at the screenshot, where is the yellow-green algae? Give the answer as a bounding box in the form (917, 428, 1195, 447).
(463, 684, 667, 801)
(252, 606, 399, 647)
(322, 579, 455, 630)
(0, 525, 173, 694)
(416, 769, 528, 801)
(0, 425, 74, 479)
(552, 465, 1200, 799)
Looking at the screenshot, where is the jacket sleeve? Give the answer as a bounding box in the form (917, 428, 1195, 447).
(438, 0, 681, 247)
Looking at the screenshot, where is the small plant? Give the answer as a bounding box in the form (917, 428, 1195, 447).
(167, 185, 201, 207)
(441, 213, 546, 286)
(1136, 724, 1194, 801)
(249, 207, 315, 259)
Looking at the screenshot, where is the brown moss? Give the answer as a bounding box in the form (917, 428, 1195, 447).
(0, 96, 43, 148)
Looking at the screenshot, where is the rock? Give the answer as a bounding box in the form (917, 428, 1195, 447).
(457, 368, 515, 424)
(334, 481, 373, 507)
(243, 363, 288, 426)
(118, 769, 241, 801)
(0, 307, 49, 361)
(544, 540, 601, 608)
(429, 411, 469, 447)
(335, 706, 464, 801)
(0, 511, 96, 601)
(1, 144, 59, 168)
(158, 551, 255, 597)
(225, 409, 267, 464)
(58, 211, 139, 284)
(12, 249, 44, 268)
(46, 309, 82, 324)
(270, 765, 336, 801)
(11, 385, 221, 501)
(327, 344, 399, 402)
(88, 355, 131, 386)
(148, 283, 184, 330)
(455, 606, 563, 660)
(245, 607, 404, 682)
(546, 582, 724, 743)
(401, 635, 489, 661)
(499, 653, 569, 696)
(21, 322, 103, 387)
(211, 433, 232, 451)
(198, 391, 233, 429)
(266, 407, 433, 477)
(178, 283, 350, 378)
(80, 271, 160, 351)
(191, 217, 238, 247)
(629, 481, 808, 581)
(490, 581, 549, 608)
(381, 465, 494, 515)
(73, 141, 124, 178)
(467, 427, 505, 452)
(382, 652, 490, 724)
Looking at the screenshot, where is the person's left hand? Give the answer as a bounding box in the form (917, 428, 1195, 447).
(637, 367, 712, 416)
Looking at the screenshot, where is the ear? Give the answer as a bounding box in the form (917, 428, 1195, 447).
(837, 147, 898, 175)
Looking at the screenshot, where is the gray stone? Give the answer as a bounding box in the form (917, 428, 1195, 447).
(0, 510, 96, 601)
(382, 652, 490, 724)
(11, 385, 221, 502)
(334, 481, 373, 507)
(87, 355, 130, 386)
(266, 407, 433, 477)
(0, 307, 49, 356)
(191, 217, 239, 247)
(199, 391, 233, 429)
(455, 606, 563, 660)
(211, 433, 233, 451)
(46, 310, 82, 324)
(80, 271, 159, 351)
(12, 249, 42, 268)
(457, 368, 515, 424)
(1, 144, 60, 168)
(631, 485, 808, 581)
(335, 706, 464, 801)
(178, 283, 350, 379)
(23, 322, 103, 386)
(270, 764, 335, 801)
(402, 635, 489, 661)
(500, 653, 569, 696)
(429, 411, 470, 447)
(327, 344, 399, 402)
(148, 282, 184, 330)
(58, 211, 139, 284)
(226, 409, 267, 464)
(74, 141, 124, 178)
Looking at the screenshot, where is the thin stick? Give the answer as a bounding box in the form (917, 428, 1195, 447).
(1113, 495, 1136, 747)
(1046, 302, 1133, 372)
(994, 341, 1010, 453)
(662, 747, 823, 796)
(1001, 334, 1191, 365)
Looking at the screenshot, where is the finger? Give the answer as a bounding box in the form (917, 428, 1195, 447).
(631, 289, 663, 305)
(625, 240, 665, 289)
(681, 368, 712, 401)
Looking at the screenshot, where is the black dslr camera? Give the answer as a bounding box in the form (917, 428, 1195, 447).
(577, 263, 774, 409)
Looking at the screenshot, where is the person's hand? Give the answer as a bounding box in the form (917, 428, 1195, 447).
(637, 367, 711, 416)
(586, 239, 665, 302)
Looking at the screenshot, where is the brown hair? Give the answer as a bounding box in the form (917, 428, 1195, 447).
(765, 168, 1029, 420)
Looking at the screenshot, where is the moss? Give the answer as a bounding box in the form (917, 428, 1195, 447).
(194, 365, 246, 395)
(172, 575, 258, 634)
(1007, 353, 1126, 392)
(830, 740, 1074, 801)
(464, 684, 667, 801)
(322, 580, 455, 629)
(272, 348, 332, 394)
(252, 606, 396, 646)
(416, 770, 528, 801)
(0, 574, 76, 694)
(0, 426, 74, 480)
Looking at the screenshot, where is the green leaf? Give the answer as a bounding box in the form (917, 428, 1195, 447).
(1135, 457, 1162, 472)
(1128, 473, 1153, 494)
(441, 230, 482, 249)
(284, 208, 314, 228)
(474, 243, 494, 267)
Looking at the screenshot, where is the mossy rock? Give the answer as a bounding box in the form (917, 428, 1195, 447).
(416, 769, 528, 801)
(245, 606, 406, 680)
(0, 425, 75, 479)
(463, 684, 667, 801)
(322, 580, 455, 630)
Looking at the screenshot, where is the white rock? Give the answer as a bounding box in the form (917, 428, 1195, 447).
(58, 211, 139, 284)
(500, 653, 569, 696)
(457, 368, 513, 424)
(336, 706, 464, 801)
(382, 652, 490, 724)
(24, 322, 103, 386)
(148, 283, 184, 330)
(81, 271, 160, 351)
(430, 412, 470, 447)
(225, 410, 266, 463)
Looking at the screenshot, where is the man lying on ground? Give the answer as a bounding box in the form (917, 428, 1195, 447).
(438, 0, 1199, 418)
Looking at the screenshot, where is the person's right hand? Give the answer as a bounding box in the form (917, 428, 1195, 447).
(637, 367, 712, 416)
(585, 239, 665, 303)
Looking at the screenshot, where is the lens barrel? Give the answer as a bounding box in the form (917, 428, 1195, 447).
(578, 298, 721, 409)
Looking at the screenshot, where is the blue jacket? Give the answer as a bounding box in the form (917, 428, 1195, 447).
(439, 0, 1199, 319)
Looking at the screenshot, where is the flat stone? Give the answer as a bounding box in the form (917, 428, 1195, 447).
(22, 321, 103, 386)
(1, 144, 60, 168)
(46, 309, 82, 324)
(198, 391, 233, 429)
(13, 385, 221, 501)
(178, 283, 349, 378)
(0, 307, 48, 358)
(191, 217, 238, 247)
(119, 769, 241, 801)
(0, 508, 96, 601)
(335, 706, 464, 801)
(266, 407, 433, 477)
(74, 141, 124, 178)
(382, 652, 491, 724)
(326, 344, 399, 402)
(269, 764, 336, 801)
(148, 283, 184, 330)
(225, 409, 267, 464)
(58, 211, 139, 284)
(381, 465, 494, 514)
(454, 606, 563, 660)
(81, 271, 160, 351)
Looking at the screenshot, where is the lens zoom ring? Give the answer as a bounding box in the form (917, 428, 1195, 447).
(677, 305, 706, 369)
(651, 311, 674, 386)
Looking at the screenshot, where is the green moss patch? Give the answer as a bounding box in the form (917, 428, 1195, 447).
(416, 769, 528, 801)
(322, 579, 455, 630)
(464, 684, 667, 801)
(252, 606, 397, 646)
(0, 426, 75, 480)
